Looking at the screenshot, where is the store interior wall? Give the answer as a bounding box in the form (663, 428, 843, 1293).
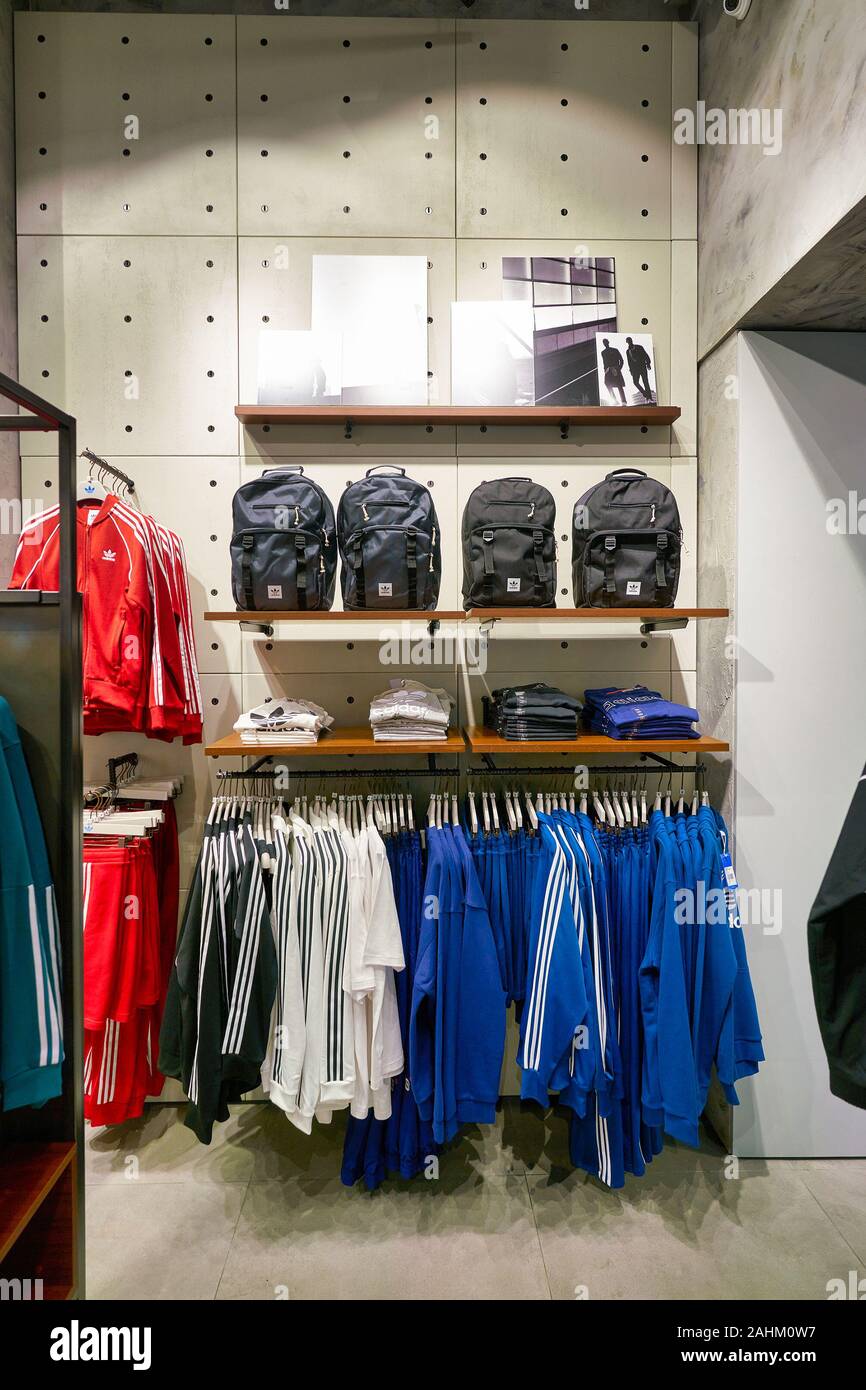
(698, 0, 866, 359)
(734, 331, 866, 1158)
(11, 10, 699, 1103)
(0, 0, 19, 585)
(697, 0, 866, 826)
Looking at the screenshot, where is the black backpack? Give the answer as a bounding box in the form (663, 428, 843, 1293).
(337, 466, 441, 611)
(461, 477, 557, 609)
(230, 466, 337, 611)
(572, 468, 681, 608)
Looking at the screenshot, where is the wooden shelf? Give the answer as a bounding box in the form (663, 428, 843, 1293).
(0, 1141, 75, 1263)
(465, 727, 730, 755)
(206, 607, 727, 624)
(468, 607, 728, 622)
(206, 726, 466, 758)
(236, 404, 681, 428)
(205, 609, 465, 623)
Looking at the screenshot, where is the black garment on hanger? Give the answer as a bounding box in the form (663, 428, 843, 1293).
(808, 766, 866, 1109)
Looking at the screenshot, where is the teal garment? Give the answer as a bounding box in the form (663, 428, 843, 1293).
(0, 696, 63, 1110)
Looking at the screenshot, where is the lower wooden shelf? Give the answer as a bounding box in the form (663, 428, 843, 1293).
(0, 1140, 75, 1263)
(465, 727, 730, 755)
(205, 726, 466, 758)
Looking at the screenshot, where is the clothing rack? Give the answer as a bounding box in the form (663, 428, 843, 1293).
(80, 446, 136, 498)
(469, 759, 706, 778)
(107, 751, 139, 789)
(216, 764, 443, 781)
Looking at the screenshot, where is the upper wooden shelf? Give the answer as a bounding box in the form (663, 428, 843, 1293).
(467, 607, 728, 622)
(206, 726, 466, 758)
(206, 609, 465, 623)
(206, 607, 727, 624)
(465, 727, 730, 755)
(236, 404, 681, 429)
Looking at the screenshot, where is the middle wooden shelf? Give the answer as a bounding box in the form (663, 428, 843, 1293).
(205, 727, 467, 758)
(205, 727, 729, 759)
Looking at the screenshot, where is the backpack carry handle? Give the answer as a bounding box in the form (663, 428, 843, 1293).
(364, 464, 407, 478)
(605, 468, 648, 480)
(262, 464, 305, 476)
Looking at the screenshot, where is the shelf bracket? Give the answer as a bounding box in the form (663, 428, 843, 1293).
(559, 419, 569, 441)
(239, 619, 274, 638)
(344, 418, 353, 441)
(640, 617, 689, 635)
(427, 753, 438, 774)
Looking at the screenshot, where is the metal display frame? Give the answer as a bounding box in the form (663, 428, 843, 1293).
(0, 370, 83, 1298)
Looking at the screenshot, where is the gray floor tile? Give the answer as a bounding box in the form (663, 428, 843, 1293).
(528, 1160, 860, 1301)
(795, 1160, 866, 1265)
(86, 1103, 257, 1185)
(216, 1173, 550, 1301)
(85, 1182, 247, 1300)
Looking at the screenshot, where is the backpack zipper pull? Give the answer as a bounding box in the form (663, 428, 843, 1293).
(294, 505, 300, 527)
(527, 502, 535, 519)
(319, 554, 325, 573)
(650, 502, 656, 525)
(361, 502, 369, 521)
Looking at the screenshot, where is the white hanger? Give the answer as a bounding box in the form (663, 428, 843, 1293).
(592, 788, 606, 824)
(481, 791, 491, 834)
(467, 790, 479, 835)
(524, 791, 538, 830)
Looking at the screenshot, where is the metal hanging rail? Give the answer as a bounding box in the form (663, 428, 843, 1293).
(216, 763, 448, 781)
(80, 446, 136, 498)
(469, 756, 706, 777)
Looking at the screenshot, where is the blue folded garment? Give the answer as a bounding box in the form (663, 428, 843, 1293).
(583, 685, 700, 739)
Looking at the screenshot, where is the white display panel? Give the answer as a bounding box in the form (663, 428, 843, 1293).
(312, 254, 428, 406)
(735, 331, 866, 1157)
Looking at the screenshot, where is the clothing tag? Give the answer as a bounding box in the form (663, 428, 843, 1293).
(507, 577, 520, 593)
(378, 582, 393, 597)
(626, 580, 641, 596)
(87, 509, 99, 526)
(267, 584, 283, 599)
(720, 853, 738, 890)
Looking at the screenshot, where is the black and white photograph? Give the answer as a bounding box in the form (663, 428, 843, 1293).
(502, 255, 617, 406)
(256, 329, 342, 406)
(595, 330, 657, 407)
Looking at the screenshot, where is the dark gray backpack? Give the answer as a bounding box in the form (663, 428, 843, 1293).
(337, 466, 441, 610)
(461, 477, 557, 609)
(572, 468, 681, 608)
(230, 466, 337, 611)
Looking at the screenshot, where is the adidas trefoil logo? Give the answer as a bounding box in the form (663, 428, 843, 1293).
(101, 549, 117, 562)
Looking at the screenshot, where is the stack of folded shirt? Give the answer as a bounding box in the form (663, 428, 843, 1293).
(482, 683, 583, 740)
(369, 679, 454, 742)
(233, 696, 334, 745)
(582, 686, 700, 740)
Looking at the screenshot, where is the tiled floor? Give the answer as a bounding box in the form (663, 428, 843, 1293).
(83, 1103, 866, 1301)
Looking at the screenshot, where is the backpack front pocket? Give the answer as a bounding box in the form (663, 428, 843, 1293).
(231, 528, 327, 611)
(580, 529, 680, 607)
(467, 524, 556, 607)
